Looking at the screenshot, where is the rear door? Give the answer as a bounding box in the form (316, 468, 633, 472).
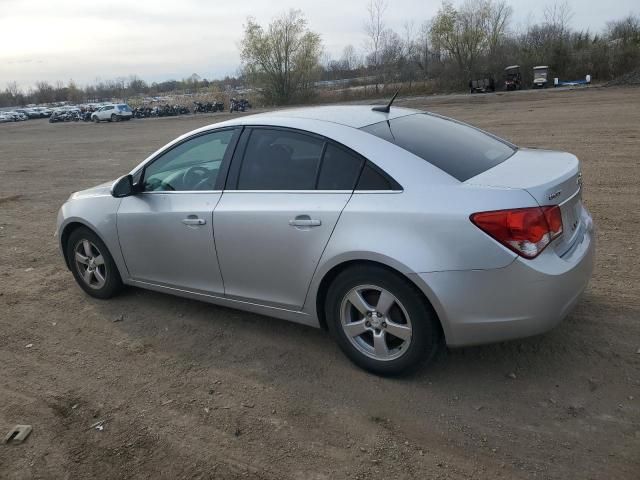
(213, 127, 364, 309)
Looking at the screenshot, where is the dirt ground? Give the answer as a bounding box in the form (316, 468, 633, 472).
(0, 86, 638, 480)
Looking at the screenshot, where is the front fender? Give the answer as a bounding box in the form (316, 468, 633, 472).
(57, 195, 128, 279)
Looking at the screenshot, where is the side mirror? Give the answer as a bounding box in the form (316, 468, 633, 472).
(111, 174, 134, 198)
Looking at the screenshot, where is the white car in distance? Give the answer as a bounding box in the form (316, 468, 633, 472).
(91, 104, 133, 123)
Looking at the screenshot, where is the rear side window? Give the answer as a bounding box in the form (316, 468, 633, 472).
(356, 162, 393, 190)
(238, 129, 324, 190)
(361, 113, 515, 181)
(316, 144, 364, 190)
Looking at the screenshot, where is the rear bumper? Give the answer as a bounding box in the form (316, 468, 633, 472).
(413, 209, 595, 347)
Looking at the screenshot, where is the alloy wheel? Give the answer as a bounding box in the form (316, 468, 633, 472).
(74, 239, 107, 290)
(340, 285, 412, 361)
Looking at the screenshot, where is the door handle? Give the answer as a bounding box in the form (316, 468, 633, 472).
(182, 216, 206, 226)
(289, 216, 321, 227)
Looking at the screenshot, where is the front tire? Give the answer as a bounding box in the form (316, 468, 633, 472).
(66, 227, 123, 299)
(325, 265, 440, 375)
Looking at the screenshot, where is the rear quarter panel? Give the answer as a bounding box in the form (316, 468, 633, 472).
(303, 184, 536, 318)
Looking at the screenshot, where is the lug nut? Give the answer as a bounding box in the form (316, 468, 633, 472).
(365, 321, 371, 327)
(381, 322, 387, 328)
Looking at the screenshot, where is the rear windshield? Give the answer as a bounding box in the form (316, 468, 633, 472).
(117, 104, 131, 111)
(361, 113, 515, 181)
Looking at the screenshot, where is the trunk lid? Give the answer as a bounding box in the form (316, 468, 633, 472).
(466, 148, 584, 256)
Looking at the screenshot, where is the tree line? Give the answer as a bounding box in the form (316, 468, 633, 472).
(0, 74, 242, 108)
(2, 0, 639, 107)
(241, 0, 640, 103)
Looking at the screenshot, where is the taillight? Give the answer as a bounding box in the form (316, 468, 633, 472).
(470, 206, 563, 259)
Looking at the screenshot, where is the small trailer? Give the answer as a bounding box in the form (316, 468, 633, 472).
(533, 66, 549, 88)
(554, 74, 592, 87)
(504, 65, 522, 91)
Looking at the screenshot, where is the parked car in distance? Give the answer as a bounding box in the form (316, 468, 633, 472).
(56, 104, 595, 375)
(469, 76, 495, 93)
(13, 108, 33, 118)
(0, 112, 13, 123)
(0, 111, 19, 121)
(504, 65, 522, 90)
(533, 65, 550, 88)
(30, 106, 52, 117)
(12, 111, 29, 121)
(91, 104, 133, 123)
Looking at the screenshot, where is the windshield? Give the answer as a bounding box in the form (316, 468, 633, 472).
(361, 113, 515, 181)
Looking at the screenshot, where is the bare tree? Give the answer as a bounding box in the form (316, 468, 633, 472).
(431, 1, 485, 77)
(67, 80, 83, 103)
(5, 81, 20, 98)
(416, 21, 432, 78)
(486, 1, 513, 56)
(34, 81, 54, 104)
(240, 10, 323, 104)
(341, 44, 360, 72)
(606, 13, 640, 43)
(364, 0, 387, 92)
(543, 0, 574, 37)
(402, 21, 419, 87)
(379, 28, 404, 85)
(430, 0, 512, 81)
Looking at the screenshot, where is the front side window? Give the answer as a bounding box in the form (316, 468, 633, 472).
(361, 113, 515, 182)
(237, 129, 324, 190)
(143, 130, 235, 191)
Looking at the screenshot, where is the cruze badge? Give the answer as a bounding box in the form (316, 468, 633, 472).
(548, 190, 562, 201)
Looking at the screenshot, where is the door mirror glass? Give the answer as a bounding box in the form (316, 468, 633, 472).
(112, 174, 134, 197)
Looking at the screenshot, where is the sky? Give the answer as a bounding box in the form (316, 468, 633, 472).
(0, 0, 637, 89)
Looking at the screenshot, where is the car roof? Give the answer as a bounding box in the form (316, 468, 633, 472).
(226, 105, 421, 129)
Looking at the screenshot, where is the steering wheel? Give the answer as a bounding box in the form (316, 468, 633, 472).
(145, 177, 175, 191)
(182, 166, 211, 190)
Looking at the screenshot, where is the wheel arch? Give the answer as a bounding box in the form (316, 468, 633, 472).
(60, 220, 113, 271)
(312, 258, 446, 342)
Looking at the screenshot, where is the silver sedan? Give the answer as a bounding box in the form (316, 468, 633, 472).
(56, 105, 595, 374)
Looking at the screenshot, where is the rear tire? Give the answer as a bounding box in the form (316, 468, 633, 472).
(92, 116, 99, 123)
(325, 265, 440, 375)
(66, 227, 123, 299)
(111, 114, 118, 122)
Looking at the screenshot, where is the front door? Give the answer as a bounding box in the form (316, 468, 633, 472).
(117, 128, 238, 294)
